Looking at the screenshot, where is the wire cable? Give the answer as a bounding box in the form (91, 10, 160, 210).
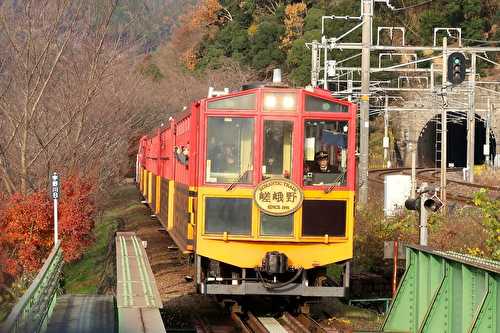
(256, 268, 303, 290)
(449, 34, 500, 45)
(390, 0, 434, 11)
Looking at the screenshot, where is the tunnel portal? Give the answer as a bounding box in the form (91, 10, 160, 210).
(417, 112, 496, 168)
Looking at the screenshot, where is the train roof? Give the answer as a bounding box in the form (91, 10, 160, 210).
(140, 85, 353, 141)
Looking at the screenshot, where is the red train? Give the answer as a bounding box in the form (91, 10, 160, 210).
(138, 78, 356, 298)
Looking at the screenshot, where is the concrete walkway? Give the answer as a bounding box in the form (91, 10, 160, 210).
(45, 295, 116, 333)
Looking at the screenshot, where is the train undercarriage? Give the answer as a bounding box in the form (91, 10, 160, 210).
(195, 255, 351, 298)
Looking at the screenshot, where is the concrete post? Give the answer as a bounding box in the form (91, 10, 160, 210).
(440, 38, 448, 212)
(466, 52, 476, 182)
(384, 95, 389, 167)
(419, 192, 429, 246)
(485, 98, 491, 166)
(358, 0, 372, 205)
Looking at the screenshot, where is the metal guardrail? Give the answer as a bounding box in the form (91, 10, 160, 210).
(1, 242, 63, 333)
(382, 245, 499, 333)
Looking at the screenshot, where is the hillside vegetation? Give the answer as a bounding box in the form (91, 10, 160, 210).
(168, 0, 499, 86)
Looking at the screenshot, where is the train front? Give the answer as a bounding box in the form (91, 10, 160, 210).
(195, 84, 356, 297)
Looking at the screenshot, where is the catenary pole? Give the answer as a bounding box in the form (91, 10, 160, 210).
(485, 98, 491, 166)
(466, 52, 476, 182)
(440, 38, 447, 213)
(358, 0, 372, 205)
(384, 94, 389, 168)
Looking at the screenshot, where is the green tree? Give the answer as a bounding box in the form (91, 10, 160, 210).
(287, 30, 321, 86)
(248, 20, 285, 70)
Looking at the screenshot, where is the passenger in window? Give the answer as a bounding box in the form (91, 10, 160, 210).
(264, 126, 284, 174)
(217, 144, 238, 172)
(174, 145, 189, 166)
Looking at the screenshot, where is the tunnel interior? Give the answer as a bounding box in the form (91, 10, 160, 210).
(417, 112, 496, 168)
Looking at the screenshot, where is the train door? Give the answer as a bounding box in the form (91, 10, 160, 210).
(259, 116, 299, 237)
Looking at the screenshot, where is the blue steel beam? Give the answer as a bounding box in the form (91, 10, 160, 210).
(382, 245, 499, 333)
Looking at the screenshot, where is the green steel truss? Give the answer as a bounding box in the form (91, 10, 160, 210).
(382, 245, 499, 333)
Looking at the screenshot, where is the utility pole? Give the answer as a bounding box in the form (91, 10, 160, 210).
(384, 95, 389, 168)
(358, 0, 372, 205)
(485, 98, 491, 166)
(466, 52, 477, 182)
(411, 146, 416, 198)
(440, 38, 448, 212)
(419, 186, 429, 247)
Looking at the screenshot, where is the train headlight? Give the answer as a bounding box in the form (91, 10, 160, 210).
(282, 95, 295, 109)
(263, 93, 296, 111)
(264, 95, 277, 109)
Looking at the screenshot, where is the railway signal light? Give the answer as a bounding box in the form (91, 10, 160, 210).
(422, 195, 442, 212)
(447, 52, 466, 85)
(404, 192, 442, 213)
(404, 197, 420, 211)
(404, 184, 442, 246)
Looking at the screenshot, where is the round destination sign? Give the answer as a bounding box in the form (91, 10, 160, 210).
(254, 178, 304, 216)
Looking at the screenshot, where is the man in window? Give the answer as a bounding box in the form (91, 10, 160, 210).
(312, 151, 334, 173)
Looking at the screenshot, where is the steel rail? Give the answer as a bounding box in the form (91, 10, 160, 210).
(231, 311, 252, 333)
(246, 312, 269, 333)
(369, 167, 499, 204)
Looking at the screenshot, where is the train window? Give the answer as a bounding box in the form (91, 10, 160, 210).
(263, 93, 297, 112)
(305, 95, 348, 113)
(206, 117, 254, 184)
(301, 200, 346, 237)
(205, 198, 252, 235)
(260, 213, 293, 236)
(303, 120, 348, 186)
(262, 120, 293, 179)
(207, 94, 256, 110)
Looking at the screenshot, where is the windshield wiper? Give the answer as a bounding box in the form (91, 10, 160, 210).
(325, 171, 346, 194)
(226, 168, 250, 191)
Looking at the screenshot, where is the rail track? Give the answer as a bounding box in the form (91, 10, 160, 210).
(232, 311, 335, 333)
(191, 306, 341, 333)
(368, 167, 500, 203)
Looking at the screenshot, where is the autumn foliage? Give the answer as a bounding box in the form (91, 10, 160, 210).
(0, 176, 95, 281)
(281, 3, 307, 49)
(58, 177, 96, 262)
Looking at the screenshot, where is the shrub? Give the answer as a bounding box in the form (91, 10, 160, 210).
(0, 176, 96, 280)
(354, 194, 494, 273)
(473, 189, 500, 260)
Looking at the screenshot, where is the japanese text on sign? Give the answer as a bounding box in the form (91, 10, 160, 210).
(51, 173, 59, 200)
(254, 178, 303, 216)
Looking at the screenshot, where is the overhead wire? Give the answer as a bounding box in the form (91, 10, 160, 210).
(390, 0, 434, 11)
(449, 34, 500, 46)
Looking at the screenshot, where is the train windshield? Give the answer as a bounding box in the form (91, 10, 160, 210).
(303, 120, 348, 186)
(206, 117, 254, 184)
(262, 120, 293, 179)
